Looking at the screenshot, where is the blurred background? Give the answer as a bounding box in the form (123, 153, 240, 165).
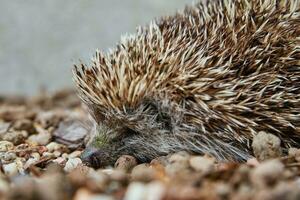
(0, 0, 192, 96)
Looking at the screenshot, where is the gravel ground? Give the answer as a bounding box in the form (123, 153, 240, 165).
(0, 90, 299, 200)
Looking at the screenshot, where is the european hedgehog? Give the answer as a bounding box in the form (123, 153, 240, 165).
(74, 0, 300, 168)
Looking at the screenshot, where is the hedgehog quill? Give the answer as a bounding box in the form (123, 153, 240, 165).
(74, 0, 300, 168)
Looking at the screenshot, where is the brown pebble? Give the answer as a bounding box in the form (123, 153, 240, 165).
(131, 164, 156, 182)
(115, 155, 137, 172)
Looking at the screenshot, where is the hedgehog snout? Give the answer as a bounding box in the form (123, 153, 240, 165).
(81, 147, 108, 168)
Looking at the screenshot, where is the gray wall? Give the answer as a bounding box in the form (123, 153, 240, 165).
(0, 0, 192, 95)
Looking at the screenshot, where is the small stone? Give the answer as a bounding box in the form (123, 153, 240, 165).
(150, 156, 169, 166)
(46, 142, 67, 153)
(215, 183, 231, 199)
(166, 152, 191, 176)
(288, 148, 300, 162)
(37, 146, 48, 155)
(73, 188, 115, 200)
(251, 159, 284, 188)
(86, 170, 110, 192)
(52, 157, 67, 166)
(53, 119, 88, 149)
(0, 122, 10, 135)
(31, 152, 41, 159)
(53, 151, 61, 157)
(3, 162, 18, 176)
(189, 155, 215, 174)
(252, 131, 282, 161)
(246, 158, 260, 167)
(2, 131, 27, 145)
(0, 141, 14, 152)
(115, 155, 138, 172)
(0, 177, 9, 193)
(13, 119, 35, 134)
(124, 182, 147, 200)
(131, 164, 156, 182)
(168, 151, 190, 164)
(24, 157, 39, 169)
(42, 152, 55, 158)
(146, 181, 166, 200)
(109, 169, 128, 184)
(0, 151, 17, 162)
(27, 131, 51, 146)
(288, 148, 298, 157)
(64, 158, 82, 172)
(68, 150, 82, 159)
(62, 153, 69, 159)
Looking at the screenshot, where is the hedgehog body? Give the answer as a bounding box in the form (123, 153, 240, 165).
(74, 0, 300, 168)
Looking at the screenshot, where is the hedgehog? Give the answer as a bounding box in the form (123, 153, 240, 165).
(73, 0, 300, 168)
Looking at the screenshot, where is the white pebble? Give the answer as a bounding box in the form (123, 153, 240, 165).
(24, 157, 39, 169)
(3, 163, 18, 176)
(146, 181, 166, 200)
(31, 152, 41, 160)
(64, 158, 82, 172)
(124, 182, 147, 200)
(53, 150, 61, 157)
(0, 141, 14, 152)
(27, 131, 51, 146)
(46, 142, 65, 153)
(0, 152, 17, 162)
(252, 131, 282, 161)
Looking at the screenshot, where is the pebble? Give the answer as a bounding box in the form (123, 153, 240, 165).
(0, 141, 14, 152)
(252, 131, 282, 161)
(74, 188, 115, 200)
(3, 163, 18, 176)
(64, 158, 82, 172)
(46, 142, 67, 153)
(189, 155, 215, 173)
(131, 164, 156, 182)
(62, 153, 69, 159)
(0, 122, 10, 135)
(2, 130, 27, 145)
(24, 157, 39, 169)
(0, 152, 17, 162)
(87, 170, 110, 192)
(27, 131, 51, 146)
(42, 152, 55, 158)
(251, 159, 284, 188)
(31, 152, 41, 159)
(114, 155, 138, 172)
(288, 148, 300, 162)
(0, 178, 9, 193)
(146, 181, 166, 200)
(53, 150, 62, 157)
(68, 150, 82, 159)
(52, 157, 67, 165)
(124, 182, 147, 200)
(13, 119, 35, 133)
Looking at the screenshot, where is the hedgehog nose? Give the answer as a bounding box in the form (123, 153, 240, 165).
(81, 147, 101, 168)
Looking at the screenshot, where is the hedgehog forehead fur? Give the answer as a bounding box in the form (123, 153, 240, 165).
(74, 0, 300, 167)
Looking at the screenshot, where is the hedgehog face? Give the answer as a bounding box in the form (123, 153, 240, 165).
(81, 122, 128, 168)
(81, 118, 178, 168)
